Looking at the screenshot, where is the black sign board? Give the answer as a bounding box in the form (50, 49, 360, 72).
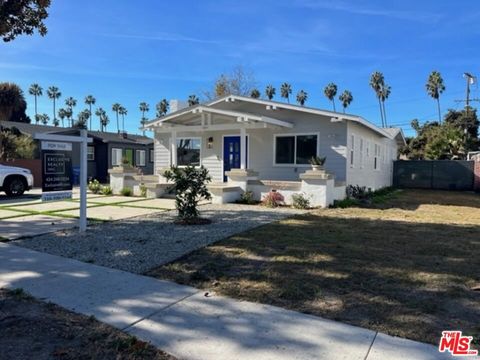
(41, 142, 73, 193)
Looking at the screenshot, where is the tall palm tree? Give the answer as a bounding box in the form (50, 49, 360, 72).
(187, 95, 199, 106)
(426, 71, 445, 123)
(265, 85, 276, 100)
(28, 83, 43, 124)
(139, 102, 150, 135)
(369, 71, 385, 127)
(280, 83, 292, 103)
(84, 95, 96, 129)
(65, 97, 77, 126)
(339, 90, 353, 113)
(156, 99, 169, 117)
(58, 108, 67, 127)
(378, 83, 391, 127)
(95, 107, 106, 131)
(112, 103, 121, 133)
(40, 113, 49, 125)
(119, 106, 127, 132)
(296, 90, 308, 106)
(65, 108, 73, 127)
(101, 114, 109, 132)
(323, 83, 338, 111)
(47, 86, 61, 124)
(250, 88, 261, 98)
(139, 102, 149, 118)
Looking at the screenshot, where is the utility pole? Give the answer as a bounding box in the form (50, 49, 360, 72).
(455, 72, 479, 115)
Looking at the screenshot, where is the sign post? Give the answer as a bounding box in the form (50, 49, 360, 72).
(35, 131, 92, 232)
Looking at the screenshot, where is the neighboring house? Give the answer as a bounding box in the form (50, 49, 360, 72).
(144, 95, 405, 191)
(0, 121, 154, 184)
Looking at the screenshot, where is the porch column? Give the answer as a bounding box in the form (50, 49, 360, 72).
(171, 130, 177, 166)
(240, 127, 247, 169)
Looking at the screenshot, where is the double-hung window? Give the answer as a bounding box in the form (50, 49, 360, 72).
(274, 134, 318, 165)
(374, 144, 381, 170)
(177, 138, 201, 166)
(136, 150, 146, 167)
(87, 146, 95, 161)
(349, 135, 355, 167)
(112, 148, 122, 166)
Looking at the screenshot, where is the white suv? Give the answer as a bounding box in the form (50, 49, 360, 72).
(0, 165, 34, 196)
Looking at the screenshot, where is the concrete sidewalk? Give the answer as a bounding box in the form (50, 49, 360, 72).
(0, 243, 469, 360)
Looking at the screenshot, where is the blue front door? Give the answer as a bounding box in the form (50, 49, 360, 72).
(223, 136, 247, 181)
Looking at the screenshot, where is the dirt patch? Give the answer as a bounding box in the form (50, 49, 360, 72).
(0, 288, 175, 360)
(147, 189, 480, 346)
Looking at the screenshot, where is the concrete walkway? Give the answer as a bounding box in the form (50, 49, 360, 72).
(0, 243, 468, 360)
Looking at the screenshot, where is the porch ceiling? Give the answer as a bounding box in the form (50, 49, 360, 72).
(147, 106, 293, 133)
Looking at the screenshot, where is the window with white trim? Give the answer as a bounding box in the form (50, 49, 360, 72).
(177, 138, 201, 166)
(374, 144, 381, 170)
(112, 148, 122, 166)
(149, 149, 154, 163)
(136, 149, 146, 167)
(349, 135, 355, 167)
(359, 138, 364, 168)
(87, 146, 95, 161)
(274, 134, 318, 165)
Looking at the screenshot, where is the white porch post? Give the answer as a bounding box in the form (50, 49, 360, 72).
(171, 130, 177, 166)
(240, 127, 247, 169)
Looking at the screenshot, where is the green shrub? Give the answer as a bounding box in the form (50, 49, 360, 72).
(88, 179, 101, 194)
(261, 190, 284, 208)
(163, 165, 212, 221)
(120, 187, 133, 196)
(291, 193, 311, 209)
(101, 186, 113, 195)
(238, 190, 256, 205)
(333, 198, 360, 208)
(139, 184, 147, 197)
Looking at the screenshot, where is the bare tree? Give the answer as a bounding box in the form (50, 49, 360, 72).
(203, 65, 257, 100)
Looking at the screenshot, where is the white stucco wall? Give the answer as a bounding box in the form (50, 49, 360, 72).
(346, 122, 398, 190)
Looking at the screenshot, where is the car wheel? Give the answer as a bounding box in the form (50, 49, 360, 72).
(4, 177, 26, 197)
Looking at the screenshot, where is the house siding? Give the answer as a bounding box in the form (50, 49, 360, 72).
(346, 122, 397, 189)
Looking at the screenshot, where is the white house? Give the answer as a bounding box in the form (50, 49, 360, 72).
(138, 95, 405, 207)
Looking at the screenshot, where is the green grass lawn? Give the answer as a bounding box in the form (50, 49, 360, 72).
(147, 189, 480, 346)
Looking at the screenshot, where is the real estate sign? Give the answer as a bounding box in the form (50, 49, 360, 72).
(41, 141, 73, 201)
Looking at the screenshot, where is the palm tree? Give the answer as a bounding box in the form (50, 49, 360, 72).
(339, 90, 353, 113)
(369, 71, 385, 127)
(84, 95, 96, 129)
(58, 108, 67, 127)
(280, 83, 292, 103)
(65, 108, 73, 127)
(426, 71, 445, 123)
(65, 97, 77, 126)
(47, 86, 61, 125)
(379, 83, 391, 127)
(250, 88, 261, 98)
(323, 83, 338, 111)
(74, 110, 88, 129)
(156, 99, 169, 117)
(265, 85, 276, 100)
(112, 103, 121, 133)
(187, 95, 199, 106)
(40, 113, 49, 125)
(101, 114, 109, 132)
(296, 90, 308, 106)
(28, 83, 43, 123)
(95, 107, 108, 131)
(53, 118, 59, 127)
(119, 106, 127, 132)
(139, 102, 149, 118)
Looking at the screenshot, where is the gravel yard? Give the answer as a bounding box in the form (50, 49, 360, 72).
(13, 204, 303, 274)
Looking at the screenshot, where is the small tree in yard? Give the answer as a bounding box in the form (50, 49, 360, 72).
(163, 165, 212, 224)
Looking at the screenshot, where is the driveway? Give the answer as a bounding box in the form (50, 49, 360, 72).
(0, 189, 175, 240)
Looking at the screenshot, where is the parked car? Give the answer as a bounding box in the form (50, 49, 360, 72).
(0, 164, 34, 196)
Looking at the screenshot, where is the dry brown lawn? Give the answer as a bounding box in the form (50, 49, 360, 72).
(147, 189, 480, 346)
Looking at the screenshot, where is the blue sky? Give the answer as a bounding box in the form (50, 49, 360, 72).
(1, 0, 479, 136)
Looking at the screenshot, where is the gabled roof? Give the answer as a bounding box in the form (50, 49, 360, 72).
(0, 121, 153, 145)
(144, 95, 404, 142)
